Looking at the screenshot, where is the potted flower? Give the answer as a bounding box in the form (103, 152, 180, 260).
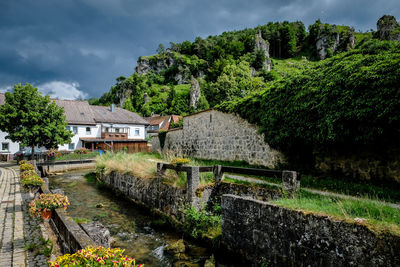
(45, 148, 62, 160)
(29, 193, 70, 220)
(21, 173, 44, 193)
(20, 163, 35, 172)
(49, 246, 142, 267)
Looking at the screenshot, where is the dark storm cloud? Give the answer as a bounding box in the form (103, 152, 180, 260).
(0, 0, 399, 98)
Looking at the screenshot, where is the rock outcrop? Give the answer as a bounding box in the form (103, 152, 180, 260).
(254, 30, 272, 71)
(316, 26, 355, 60)
(376, 15, 400, 41)
(189, 76, 201, 108)
(135, 52, 190, 84)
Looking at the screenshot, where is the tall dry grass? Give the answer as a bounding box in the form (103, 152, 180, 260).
(96, 152, 158, 179)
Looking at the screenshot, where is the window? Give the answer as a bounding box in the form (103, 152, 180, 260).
(115, 128, 120, 133)
(106, 127, 109, 132)
(2, 143, 9, 151)
(66, 126, 70, 131)
(73, 126, 78, 133)
(135, 128, 140, 136)
(86, 127, 91, 134)
(68, 143, 75, 150)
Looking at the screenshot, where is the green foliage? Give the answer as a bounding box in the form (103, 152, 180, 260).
(183, 205, 221, 238)
(217, 40, 400, 166)
(0, 84, 73, 155)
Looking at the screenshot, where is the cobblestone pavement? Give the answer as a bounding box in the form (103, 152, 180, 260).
(0, 167, 26, 267)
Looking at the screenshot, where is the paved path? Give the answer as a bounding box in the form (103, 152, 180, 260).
(0, 167, 26, 267)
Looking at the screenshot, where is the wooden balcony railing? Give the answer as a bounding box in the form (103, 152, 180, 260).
(101, 132, 128, 140)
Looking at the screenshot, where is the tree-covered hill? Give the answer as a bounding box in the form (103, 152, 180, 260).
(91, 17, 378, 116)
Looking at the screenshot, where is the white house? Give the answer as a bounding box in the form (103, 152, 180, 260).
(0, 94, 149, 157)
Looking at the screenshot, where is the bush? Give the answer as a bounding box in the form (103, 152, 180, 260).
(183, 206, 221, 238)
(20, 163, 34, 172)
(49, 246, 141, 266)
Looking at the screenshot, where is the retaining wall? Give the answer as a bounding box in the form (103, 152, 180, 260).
(152, 110, 284, 168)
(221, 194, 400, 267)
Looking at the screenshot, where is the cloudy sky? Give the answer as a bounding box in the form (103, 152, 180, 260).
(0, 0, 399, 99)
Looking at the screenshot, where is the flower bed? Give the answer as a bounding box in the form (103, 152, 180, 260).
(21, 174, 44, 188)
(20, 163, 35, 172)
(49, 246, 142, 266)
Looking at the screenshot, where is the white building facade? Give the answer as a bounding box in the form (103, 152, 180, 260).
(0, 94, 149, 157)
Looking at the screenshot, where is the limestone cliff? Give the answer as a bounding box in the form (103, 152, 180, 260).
(376, 15, 400, 41)
(136, 52, 191, 84)
(189, 76, 201, 108)
(254, 30, 272, 71)
(315, 25, 355, 60)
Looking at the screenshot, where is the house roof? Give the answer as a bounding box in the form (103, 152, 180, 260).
(53, 99, 96, 125)
(145, 116, 170, 126)
(90, 105, 149, 125)
(0, 93, 148, 126)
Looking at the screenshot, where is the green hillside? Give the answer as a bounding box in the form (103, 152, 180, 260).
(91, 18, 374, 116)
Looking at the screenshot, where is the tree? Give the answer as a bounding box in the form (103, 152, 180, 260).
(0, 83, 73, 159)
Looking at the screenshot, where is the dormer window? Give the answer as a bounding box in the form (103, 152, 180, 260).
(80, 112, 85, 116)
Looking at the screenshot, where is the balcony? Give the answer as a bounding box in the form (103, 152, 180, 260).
(101, 132, 128, 140)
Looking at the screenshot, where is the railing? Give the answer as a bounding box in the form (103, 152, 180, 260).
(101, 132, 128, 139)
(157, 163, 300, 199)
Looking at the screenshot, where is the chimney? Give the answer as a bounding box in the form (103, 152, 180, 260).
(111, 104, 115, 112)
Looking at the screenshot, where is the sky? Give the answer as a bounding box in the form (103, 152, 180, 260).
(0, 0, 399, 99)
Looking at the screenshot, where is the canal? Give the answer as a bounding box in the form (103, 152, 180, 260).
(48, 169, 224, 267)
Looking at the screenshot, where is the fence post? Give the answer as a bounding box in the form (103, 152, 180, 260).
(282, 171, 300, 197)
(213, 165, 223, 183)
(186, 166, 200, 201)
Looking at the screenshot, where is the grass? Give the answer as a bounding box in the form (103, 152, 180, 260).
(55, 151, 99, 161)
(95, 152, 159, 178)
(67, 181, 78, 187)
(73, 217, 92, 224)
(224, 176, 281, 191)
(270, 190, 400, 235)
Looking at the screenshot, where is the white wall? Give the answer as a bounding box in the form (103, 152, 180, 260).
(58, 124, 100, 151)
(100, 123, 146, 140)
(0, 131, 20, 154)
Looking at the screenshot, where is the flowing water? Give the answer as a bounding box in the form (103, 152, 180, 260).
(49, 169, 226, 267)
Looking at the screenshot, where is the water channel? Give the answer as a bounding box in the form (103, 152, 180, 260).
(48, 169, 229, 267)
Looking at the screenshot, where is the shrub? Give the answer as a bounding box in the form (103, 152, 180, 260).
(20, 163, 34, 172)
(29, 193, 70, 216)
(21, 175, 44, 188)
(183, 206, 221, 238)
(49, 246, 142, 266)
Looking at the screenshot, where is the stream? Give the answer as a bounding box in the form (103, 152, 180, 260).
(48, 169, 229, 267)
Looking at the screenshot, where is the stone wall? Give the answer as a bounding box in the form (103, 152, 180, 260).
(221, 194, 400, 266)
(153, 109, 284, 168)
(98, 170, 285, 223)
(98, 171, 189, 222)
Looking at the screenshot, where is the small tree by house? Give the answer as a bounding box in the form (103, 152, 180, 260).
(0, 83, 74, 159)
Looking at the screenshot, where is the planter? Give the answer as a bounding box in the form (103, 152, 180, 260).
(41, 210, 52, 220)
